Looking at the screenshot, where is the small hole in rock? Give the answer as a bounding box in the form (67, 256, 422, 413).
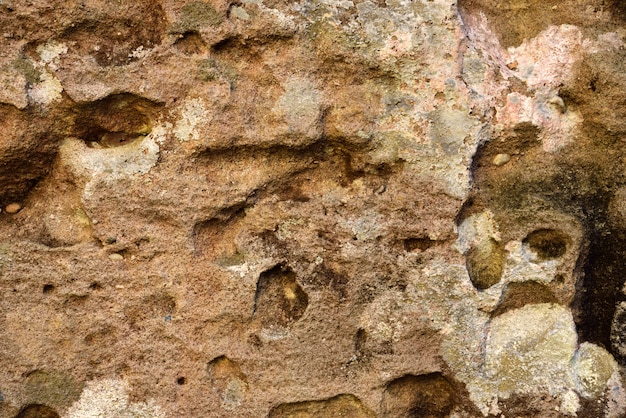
(177, 377, 186, 385)
(174, 31, 208, 55)
(207, 355, 247, 392)
(354, 328, 368, 359)
(269, 394, 374, 417)
(254, 265, 308, 327)
(522, 229, 568, 260)
(42, 284, 55, 294)
(89, 282, 102, 291)
(85, 132, 147, 148)
(404, 237, 437, 252)
(248, 333, 262, 348)
(466, 238, 505, 290)
(15, 404, 60, 418)
(74, 94, 162, 149)
(492, 281, 558, 317)
(381, 373, 456, 418)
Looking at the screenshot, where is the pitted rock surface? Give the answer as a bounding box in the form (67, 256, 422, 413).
(1, 1, 626, 417)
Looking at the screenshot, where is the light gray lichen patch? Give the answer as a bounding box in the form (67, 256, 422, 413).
(273, 77, 322, 141)
(65, 378, 165, 418)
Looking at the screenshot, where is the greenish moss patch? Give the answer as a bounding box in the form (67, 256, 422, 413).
(24, 370, 84, 409)
(12, 57, 41, 84)
(170, 2, 223, 33)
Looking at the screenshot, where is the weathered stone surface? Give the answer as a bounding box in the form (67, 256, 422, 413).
(484, 304, 578, 409)
(381, 373, 457, 418)
(1, 0, 626, 417)
(574, 342, 618, 400)
(269, 394, 375, 418)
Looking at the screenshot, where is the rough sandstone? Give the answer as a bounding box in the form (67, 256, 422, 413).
(1, 0, 626, 417)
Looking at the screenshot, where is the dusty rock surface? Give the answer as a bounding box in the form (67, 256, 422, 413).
(2, 0, 626, 417)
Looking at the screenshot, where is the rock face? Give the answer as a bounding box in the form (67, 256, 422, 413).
(1, 0, 626, 417)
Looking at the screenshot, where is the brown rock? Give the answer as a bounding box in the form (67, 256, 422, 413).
(0, 0, 625, 417)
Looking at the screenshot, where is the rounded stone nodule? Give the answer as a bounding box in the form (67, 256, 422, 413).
(492, 153, 511, 166)
(5, 203, 21, 214)
(573, 342, 618, 399)
(466, 238, 505, 290)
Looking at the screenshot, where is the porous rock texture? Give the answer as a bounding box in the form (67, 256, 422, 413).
(2, 0, 626, 417)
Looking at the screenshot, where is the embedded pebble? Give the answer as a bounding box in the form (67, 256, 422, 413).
(466, 238, 505, 289)
(231, 6, 250, 20)
(109, 253, 124, 261)
(492, 153, 511, 166)
(573, 342, 617, 398)
(5, 203, 21, 214)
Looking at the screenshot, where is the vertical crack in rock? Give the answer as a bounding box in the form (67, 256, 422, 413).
(579, 223, 626, 358)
